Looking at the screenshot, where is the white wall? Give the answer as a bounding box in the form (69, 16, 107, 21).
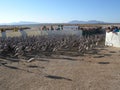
(6, 30, 21, 37)
(105, 32, 120, 47)
(0, 29, 82, 38)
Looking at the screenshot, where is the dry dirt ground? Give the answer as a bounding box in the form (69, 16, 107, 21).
(0, 47, 120, 90)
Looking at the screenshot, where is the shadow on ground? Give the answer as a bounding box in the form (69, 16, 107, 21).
(27, 65, 45, 69)
(98, 62, 110, 64)
(109, 51, 117, 53)
(45, 75, 72, 81)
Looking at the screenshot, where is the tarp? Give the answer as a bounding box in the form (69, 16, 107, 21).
(0, 29, 82, 38)
(105, 32, 120, 47)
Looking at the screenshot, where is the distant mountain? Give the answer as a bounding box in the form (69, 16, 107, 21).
(0, 20, 107, 25)
(0, 21, 40, 25)
(69, 20, 105, 24)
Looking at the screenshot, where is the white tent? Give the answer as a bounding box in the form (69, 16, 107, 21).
(105, 32, 120, 47)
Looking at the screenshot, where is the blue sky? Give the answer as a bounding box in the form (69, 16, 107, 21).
(0, 0, 120, 23)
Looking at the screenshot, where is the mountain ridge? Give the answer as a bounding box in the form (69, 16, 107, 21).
(69, 20, 106, 24)
(0, 20, 114, 25)
(0, 21, 40, 25)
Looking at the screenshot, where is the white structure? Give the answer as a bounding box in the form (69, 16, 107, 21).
(105, 32, 120, 47)
(6, 30, 21, 37)
(24, 29, 44, 36)
(0, 28, 83, 38)
(63, 26, 78, 30)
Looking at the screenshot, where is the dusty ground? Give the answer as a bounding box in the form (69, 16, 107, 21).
(0, 47, 120, 90)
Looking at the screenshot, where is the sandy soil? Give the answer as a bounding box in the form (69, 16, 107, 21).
(0, 47, 120, 90)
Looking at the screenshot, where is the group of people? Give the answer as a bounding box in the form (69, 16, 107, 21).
(81, 27, 104, 36)
(106, 26, 120, 33)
